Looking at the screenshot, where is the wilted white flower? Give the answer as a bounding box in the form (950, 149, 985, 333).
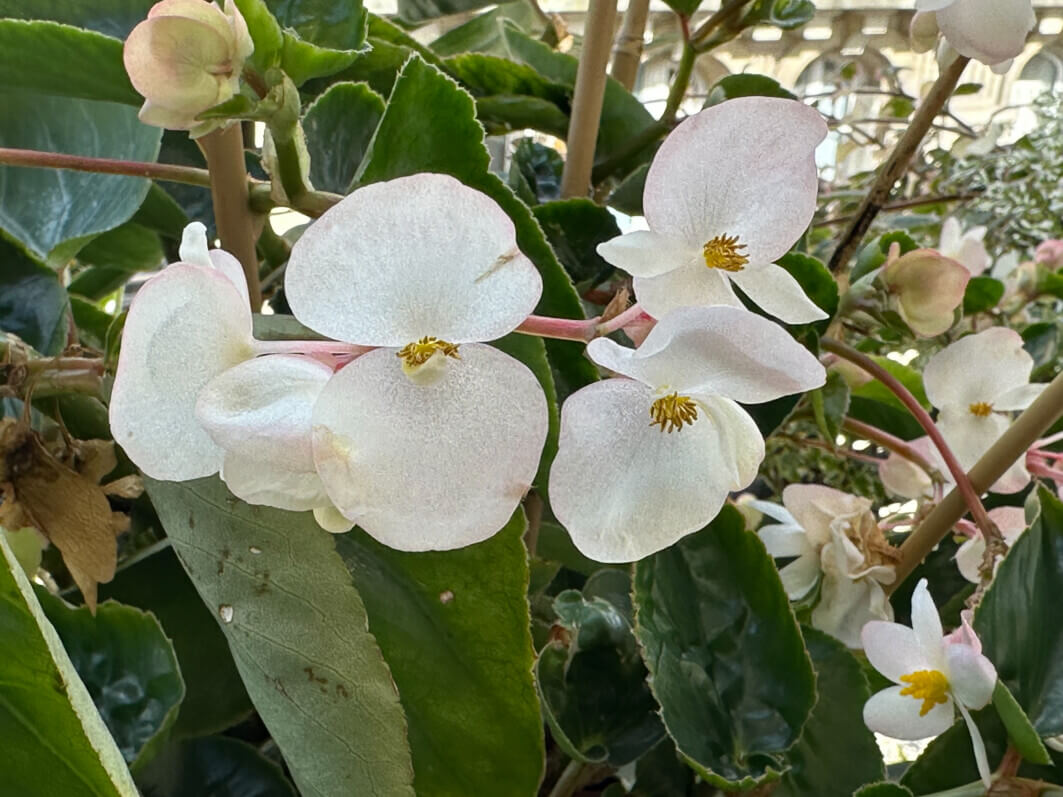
(124, 0, 253, 135)
(285, 173, 548, 551)
(863, 580, 998, 788)
(596, 98, 828, 325)
(758, 484, 896, 648)
(548, 306, 825, 563)
(914, 0, 1035, 68)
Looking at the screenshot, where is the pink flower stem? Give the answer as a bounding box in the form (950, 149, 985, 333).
(252, 340, 372, 357)
(1027, 459, 1063, 483)
(1033, 429, 1063, 449)
(822, 337, 999, 548)
(596, 302, 650, 336)
(515, 315, 599, 342)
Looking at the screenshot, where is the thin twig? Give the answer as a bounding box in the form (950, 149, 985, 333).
(815, 193, 980, 228)
(610, 0, 649, 90)
(828, 56, 970, 273)
(560, 0, 618, 198)
(842, 416, 943, 481)
(0, 147, 212, 187)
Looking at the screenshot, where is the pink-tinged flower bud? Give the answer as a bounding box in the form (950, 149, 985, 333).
(881, 249, 970, 338)
(1035, 239, 1063, 268)
(123, 0, 253, 136)
(910, 11, 940, 53)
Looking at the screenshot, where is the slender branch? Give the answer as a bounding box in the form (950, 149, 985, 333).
(560, 0, 618, 198)
(661, 42, 696, 124)
(842, 416, 942, 481)
(0, 147, 212, 187)
(610, 0, 649, 90)
(815, 193, 979, 228)
(892, 368, 1063, 591)
(200, 125, 262, 310)
(821, 337, 997, 546)
(827, 55, 970, 273)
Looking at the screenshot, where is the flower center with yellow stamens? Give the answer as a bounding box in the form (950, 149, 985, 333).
(968, 402, 993, 417)
(899, 669, 950, 716)
(397, 337, 460, 367)
(702, 234, 749, 272)
(649, 393, 699, 433)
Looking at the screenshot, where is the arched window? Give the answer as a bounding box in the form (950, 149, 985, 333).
(1011, 50, 1063, 138)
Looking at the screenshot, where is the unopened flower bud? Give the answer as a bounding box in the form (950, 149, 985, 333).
(1035, 239, 1063, 269)
(910, 11, 940, 53)
(881, 249, 970, 338)
(123, 0, 253, 136)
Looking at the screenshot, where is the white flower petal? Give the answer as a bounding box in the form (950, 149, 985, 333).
(945, 644, 997, 710)
(548, 381, 763, 563)
(179, 222, 250, 306)
(596, 230, 700, 278)
(313, 504, 355, 534)
(989, 506, 1027, 543)
(862, 621, 935, 682)
(727, 264, 829, 324)
(937, 407, 1011, 472)
(955, 537, 985, 584)
(863, 686, 955, 740)
(936, 0, 1035, 65)
(585, 306, 825, 402)
(994, 383, 1046, 411)
(924, 328, 1032, 409)
(759, 525, 814, 559)
(109, 264, 254, 481)
(782, 484, 872, 549)
(879, 450, 935, 499)
(286, 173, 542, 346)
(642, 97, 827, 268)
(778, 553, 821, 600)
(195, 354, 333, 472)
(813, 537, 894, 649)
(221, 452, 331, 512)
(633, 261, 741, 320)
(956, 234, 990, 277)
(911, 578, 946, 666)
(956, 701, 994, 789)
(311, 344, 547, 551)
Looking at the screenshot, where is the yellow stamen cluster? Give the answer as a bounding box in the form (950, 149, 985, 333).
(650, 393, 699, 433)
(397, 337, 461, 368)
(968, 402, 993, 417)
(702, 234, 749, 272)
(899, 669, 950, 716)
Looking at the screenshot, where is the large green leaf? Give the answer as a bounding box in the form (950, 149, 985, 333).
(70, 222, 164, 300)
(532, 198, 620, 286)
(260, 0, 367, 85)
(975, 486, 1063, 736)
(97, 544, 253, 738)
(633, 505, 816, 788)
(428, 1, 544, 57)
(355, 55, 597, 395)
(334, 513, 544, 797)
(136, 736, 296, 797)
(0, 237, 68, 355)
(303, 82, 385, 194)
(0, 20, 139, 105)
(145, 477, 416, 797)
(0, 0, 154, 38)
(36, 590, 185, 768)
(0, 533, 140, 797)
(0, 92, 161, 261)
(508, 137, 563, 205)
(775, 628, 883, 796)
(398, 0, 516, 23)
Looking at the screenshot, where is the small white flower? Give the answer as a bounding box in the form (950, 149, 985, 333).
(924, 327, 1045, 493)
(596, 97, 829, 325)
(938, 218, 990, 277)
(109, 223, 255, 481)
(548, 306, 825, 563)
(955, 506, 1026, 583)
(124, 0, 254, 136)
(284, 173, 548, 551)
(914, 0, 1035, 67)
(758, 484, 896, 648)
(862, 580, 998, 788)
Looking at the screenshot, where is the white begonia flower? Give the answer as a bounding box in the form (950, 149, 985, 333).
(915, 0, 1035, 68)
(862, 579, 998, 788)
(879, 437, 940, 500)
(110, 222, 255, 481)
(284, 173, 548, 551)
(938, 218, 990, 277)
(759, 484, 896, 648)
(548, 306, 825, 563)
(194, 354, 353, 534)
(596, 98, 829, 325)
(124, 0, 253, 136)
(955, 506, 1026, 583)
(924, 327, 1045, 494)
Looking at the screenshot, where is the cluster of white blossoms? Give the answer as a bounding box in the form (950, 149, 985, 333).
(110, 98, 834, 560)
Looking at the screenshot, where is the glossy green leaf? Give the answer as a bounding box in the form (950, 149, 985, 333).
(0, 0, 154, 39)
(334, 513, 545, 797)
(661, 0, 702, 16)
(962, 275, 1005, 314)
(446, 52, 568, 103)
(0, 237, 68, 355)
(992, 680, 1052, 765)
(0, 92, 161, 261)
(0, 533, 140, 797)
(899, 708, 1006, 793)
(267, 0, 366, 52)
(607, 163, 649, 217)
(303, 82, 385, 194)
(705, 74, 796, 107)
(477, 95, 569, 138)
(633, 505, 816, 788)
(97, 544, 253, 738)
(537, 581, 664, 766)
(2, 526, 43, 577)
(745, 0, 816, 29)
(136, 736, 296, 797)
(533, 199, 620, 286)
(36, 590, 185, 768)
(355, 55, 596, 394)
(775, 628, 883, 797)
(0, 20, 139, 105)
(398, 0, 516, 23)
(1022, 321, 1059, 381)
(145, 477, 416, 797)
(776, 251, 839, 327)
(628, 738, 699, 796)
(811, 371, 851, 445)
(70, 223, 164, 300)
(232, 0, 284, 73)
(975, 486, 1063, 737)
(428, 1, 544, 57)
(508, 137, 563, 205)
